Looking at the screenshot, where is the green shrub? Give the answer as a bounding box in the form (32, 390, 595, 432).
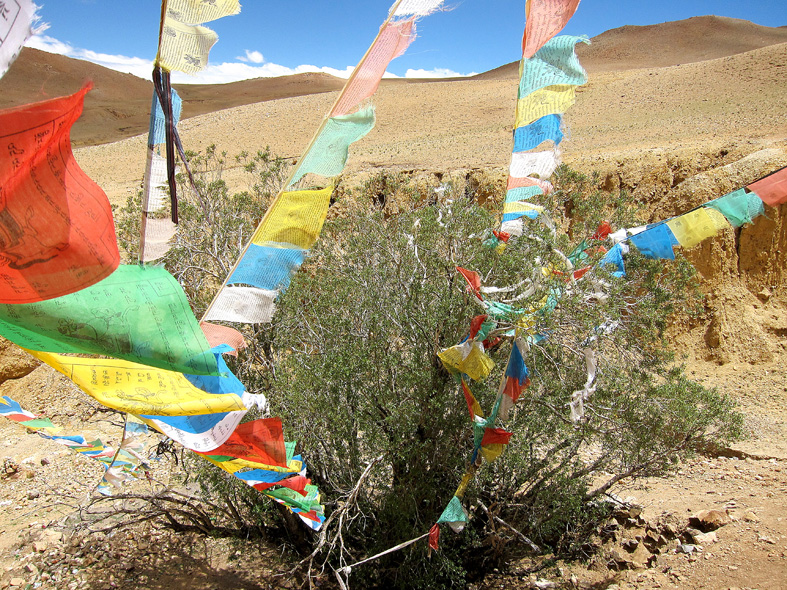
(115, 160, 743, 588)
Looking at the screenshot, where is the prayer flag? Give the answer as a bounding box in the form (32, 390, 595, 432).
(706, 188, 765, 227)
(513, 114, 564, 152)
(509, 148, 561, 179)
(666, 208, 729, 249)
(332, 19, 415, 117)
(515, 85, 577, 128)
(157, 17, 218, 74)
(519, 35, 589, 97)
(437, 495, 468, 533)
(0, 85, 119, 303)
(251, 187, 334, 250)
(629, 224, 679, 260)
(200, 322, 247, 356)
(0, 0, 34, 78)
(507, 175, 553, 193)
(747, 166, 787, 207)
(27, 351, 248, 418)
(392, 0, 444, 16)
(165, 0, 241, 24)
(197, 418, 288, 468)
(0, 265, 220, 376)
(203, 286, 278, 324)
(289, 107, 376, 184)
(522, 0, 582, 58)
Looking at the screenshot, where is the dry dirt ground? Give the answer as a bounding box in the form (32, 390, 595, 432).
(1, 15, 786, 590)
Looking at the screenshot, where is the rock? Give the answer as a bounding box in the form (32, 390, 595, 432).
(741, 510, 759, 523)
(689, 509, 731, 531)
(532, 580, 556, 589)
(678, 544, 701, 554)
(24, 564, 38, 575)
(27, 490, 40, 500)
(757, 287, 772, 302)
(758, 535, 777, 545)
(9, 578, 27, 587)
(692, 531, 718, 545)
(622, 538, 640, 551)
(33, 541, 48, 552)
(40, 458, 50, 466)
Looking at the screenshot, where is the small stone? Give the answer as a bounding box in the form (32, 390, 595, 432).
(758, 535, 777, 545)
(532, 580, 556, 589)
(33, 541, 47, 552)
(678, 544, 700, 554)
(757, 287, 772, 302)
(741, 511, 759, 523)
(40, 458, 50, 466)
(27, 490, 40, 500)
(692, 531, 718, 545)
(9, 578, 26, 587)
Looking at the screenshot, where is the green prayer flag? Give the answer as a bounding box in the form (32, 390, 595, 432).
(289, 106, 376, 185)
(437, 495, 468, 525)
(706, 188, 765, 228)
(0, 265, 220, 376)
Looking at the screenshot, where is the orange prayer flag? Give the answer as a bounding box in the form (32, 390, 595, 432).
(0, 85, 119, 303)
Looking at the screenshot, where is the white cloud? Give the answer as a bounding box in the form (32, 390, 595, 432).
(404, 67, 477, 79)
(24, 34, 471, 86)
(237, 49, 264, 64)
(26, 34, 153, 79)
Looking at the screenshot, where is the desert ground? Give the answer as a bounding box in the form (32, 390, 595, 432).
(0, 15, 786, 590)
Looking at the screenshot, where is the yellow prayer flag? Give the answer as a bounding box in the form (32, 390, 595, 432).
(480, 443, 506, 463)
(157, 17, 218, 74)
(28, 351, 247, 417)
(201, 455, 303, 475)
(166, 0, 241, 24)
(454, 471, 474, 498)
(503, 202, 545, 215)
(437, 343, 468, 374)
(458, 343, 494, 381)
(666, 208, 729, 249)
(251, 187, 334, 250)
(515, 85, 576, 129)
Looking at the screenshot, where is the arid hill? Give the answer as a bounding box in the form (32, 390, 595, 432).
(0, 48, 345, 146)
(474, 15, 787, 79)
(3, 16, 786, 147)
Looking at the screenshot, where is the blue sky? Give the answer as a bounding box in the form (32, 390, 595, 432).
(27, 0, 787, 84)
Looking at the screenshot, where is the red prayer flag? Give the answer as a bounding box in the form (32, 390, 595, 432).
(748, 167, 787, 207)
(591, 221, 612, 241)
(469, 314, 488, 339)
(429, 523, 440, 551)
(492, 230, 511, 243)
(254, 475, 310, 495)
(0, 85, 119, 303)
(197, 418, 288, 467)
(481, 428, 513, 447)
(456, 266, 481, 294)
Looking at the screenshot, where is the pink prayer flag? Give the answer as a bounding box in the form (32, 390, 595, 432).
(331, 19, 416, 116)
(748, 167, 787, 207)
(200, 321, 248, 356)
(522, 0, 582, 58)
(507, 175, 553, 194)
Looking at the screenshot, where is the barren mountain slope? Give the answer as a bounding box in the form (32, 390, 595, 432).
(74, 40, 787, 207)
(474, 15, 787, 79)
(0, 48, 346, 146)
